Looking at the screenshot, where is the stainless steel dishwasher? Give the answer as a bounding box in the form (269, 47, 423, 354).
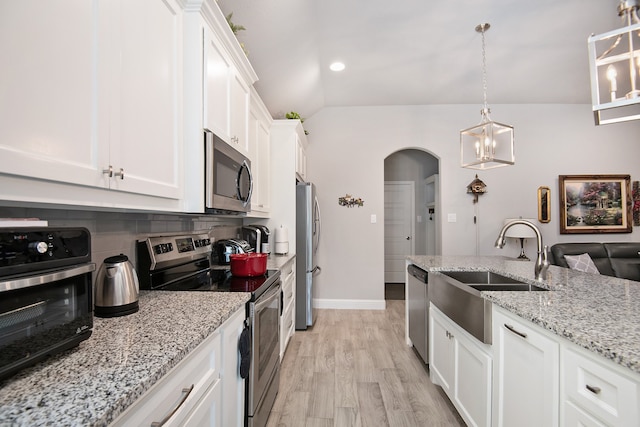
(407, 264, 429, 363)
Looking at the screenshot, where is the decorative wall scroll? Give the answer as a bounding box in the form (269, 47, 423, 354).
(338, 194, 364, 208)
(559, 174, 632, 234)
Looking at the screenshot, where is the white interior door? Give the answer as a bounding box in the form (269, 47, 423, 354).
(384, 181, 415, 283)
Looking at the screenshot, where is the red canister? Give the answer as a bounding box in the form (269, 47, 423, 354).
(229, 253, 268, 277)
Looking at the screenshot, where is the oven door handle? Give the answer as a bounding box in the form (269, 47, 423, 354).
(0, 263, 96, 293)
(254, 283, 281, 311)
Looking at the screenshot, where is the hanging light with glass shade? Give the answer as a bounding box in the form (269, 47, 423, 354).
(588, 0, 640, 125)
(460, 23, 514, 170)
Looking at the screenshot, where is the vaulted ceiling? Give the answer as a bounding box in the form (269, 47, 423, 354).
(216, 0, 622, 120)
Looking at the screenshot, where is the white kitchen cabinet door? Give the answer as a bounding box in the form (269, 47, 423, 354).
(492, 305, 559, 427)
(248, 93, 272, 216)
(429, 307, 455, 394)
(279, 257, 296, 358)
(107, 0, 182, 199)
(229, 70, 250, 155)
(295, 133, 307, 181)
(221, 308, 246, 427)
(430, 305, 491, 427)
(182, 379, 223, 427)
(0, 1, 105, 189)
(0, 0, 181, 205)
(203, 25, 232, 141)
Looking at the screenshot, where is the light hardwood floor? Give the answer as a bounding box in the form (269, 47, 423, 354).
(267, 300, 466, 426)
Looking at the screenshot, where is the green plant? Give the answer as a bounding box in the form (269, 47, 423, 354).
(285, 111, 309, 134)
(225, 13, 248, 55)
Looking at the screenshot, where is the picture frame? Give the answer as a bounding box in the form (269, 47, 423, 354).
(559, 174, 632, 234)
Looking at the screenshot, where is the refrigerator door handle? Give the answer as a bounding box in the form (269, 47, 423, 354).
(309, 266, 321, 275)
(313, 196, 321, 253)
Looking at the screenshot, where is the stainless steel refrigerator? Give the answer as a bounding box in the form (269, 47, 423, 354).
(295, 182, 321, 329)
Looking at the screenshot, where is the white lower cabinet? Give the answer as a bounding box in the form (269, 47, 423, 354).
(562, 344, 639, 427)
(280, 257, 296, 358)
(429, 304, 492, 427)
(110, 307, 245, 427)
(492, 305, 559, 427)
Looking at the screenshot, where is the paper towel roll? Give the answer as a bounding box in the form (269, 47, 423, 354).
(274, 225, 289, 243)
(274, 225, 289, 254)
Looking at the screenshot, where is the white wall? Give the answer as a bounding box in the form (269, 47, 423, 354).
(304, 104, 640, 307)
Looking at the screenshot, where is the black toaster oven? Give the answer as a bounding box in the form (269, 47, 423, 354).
(0, 227, 94, 381)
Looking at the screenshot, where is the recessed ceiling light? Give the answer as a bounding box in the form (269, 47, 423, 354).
(329, 62, 345, 72)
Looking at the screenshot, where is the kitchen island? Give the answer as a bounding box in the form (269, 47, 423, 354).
(408, 255, 640, 373)
(408, 255, 640, 427)
(0, 291, 250, 426)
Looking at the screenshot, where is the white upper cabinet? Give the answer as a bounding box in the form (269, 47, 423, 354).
(247, 90, 272, 216)
(203, 25, 232, 140)
(0, 1, 103, 189)
(229, 70, 250, 155)
(182, 0, 258, 213)
(0, 0, 182, 209)
(104, 0, 182, 199)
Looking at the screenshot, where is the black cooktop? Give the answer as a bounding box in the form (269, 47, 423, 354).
(211, 268, 280, 295)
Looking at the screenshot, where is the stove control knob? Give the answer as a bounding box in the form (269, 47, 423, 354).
(29, 241, 49, 254)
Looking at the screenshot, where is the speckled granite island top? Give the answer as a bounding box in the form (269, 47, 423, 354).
(0, 291, 250, 427)
(408, 255, 640, 375)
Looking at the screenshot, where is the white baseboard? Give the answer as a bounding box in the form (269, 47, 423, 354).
(314, 298, 386, 310)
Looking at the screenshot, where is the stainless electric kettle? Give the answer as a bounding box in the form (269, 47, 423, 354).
(94, 254, 139, 317)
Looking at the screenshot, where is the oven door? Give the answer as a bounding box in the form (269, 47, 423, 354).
(205, 129, 253, 214)
(0, 263, 95, 380)
(249, 281, 280, 416)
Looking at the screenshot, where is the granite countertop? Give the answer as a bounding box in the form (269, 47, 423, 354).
(0, 291, 250, 427)
(267, 253, 295, 270)
(408, 255, 640, 375)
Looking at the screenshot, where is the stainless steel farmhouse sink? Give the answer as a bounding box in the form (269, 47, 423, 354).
(429, 270, 548, 344)
(441, 270, 525, 285)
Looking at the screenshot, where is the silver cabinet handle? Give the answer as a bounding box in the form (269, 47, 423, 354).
(102, 166, 124, 180)
(586, 384, 602, 395)
(150, 384, 194, 427)
(504, 323, 527, 339)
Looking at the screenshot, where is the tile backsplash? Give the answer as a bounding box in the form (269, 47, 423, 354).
(0, 206, 242, 268)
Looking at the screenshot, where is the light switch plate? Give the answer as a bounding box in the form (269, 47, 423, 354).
(371, 214, 377, 223)
(447, 213, 457, 223)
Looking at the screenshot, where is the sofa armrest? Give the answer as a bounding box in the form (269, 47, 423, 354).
(604, 243, 640, 281)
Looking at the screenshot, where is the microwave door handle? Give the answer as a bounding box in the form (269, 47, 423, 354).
(237, 160, 253, 206)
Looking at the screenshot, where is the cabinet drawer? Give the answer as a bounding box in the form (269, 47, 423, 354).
(111, 330, 222, 427)
(563, 346, 639, 426)
(564, 400, 607, 427)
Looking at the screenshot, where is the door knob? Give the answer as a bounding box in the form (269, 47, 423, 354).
(406, 236, 411, 240)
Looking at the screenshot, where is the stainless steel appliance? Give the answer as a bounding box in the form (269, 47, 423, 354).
(407, 264, 429, 363)
(214, 238, 253, 264)
(204, 129, 253, 214)
(0, 227, 94, 381)
(136, 233, 281, 427)
(243, 225, 271, 253)
(94, 254, 139, 317)
(295, 182, 321, 329)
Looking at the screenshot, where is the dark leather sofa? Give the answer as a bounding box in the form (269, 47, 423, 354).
(549, 242, 640, 281)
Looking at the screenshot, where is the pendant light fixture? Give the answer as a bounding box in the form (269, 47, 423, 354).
(460, 23, 514, 170)
(588, 0, 640, 125)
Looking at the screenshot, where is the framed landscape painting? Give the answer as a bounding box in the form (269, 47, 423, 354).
(559, 174, 632, 234)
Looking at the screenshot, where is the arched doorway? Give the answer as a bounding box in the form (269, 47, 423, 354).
(383, 149, 440, 298)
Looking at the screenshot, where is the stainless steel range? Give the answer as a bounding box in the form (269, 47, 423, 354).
(136, 233, 281, 427)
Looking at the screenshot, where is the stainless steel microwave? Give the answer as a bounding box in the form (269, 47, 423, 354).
(204, 129, 253, 214)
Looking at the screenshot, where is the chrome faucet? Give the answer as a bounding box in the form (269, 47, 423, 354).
(495, 219, 549, 281)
